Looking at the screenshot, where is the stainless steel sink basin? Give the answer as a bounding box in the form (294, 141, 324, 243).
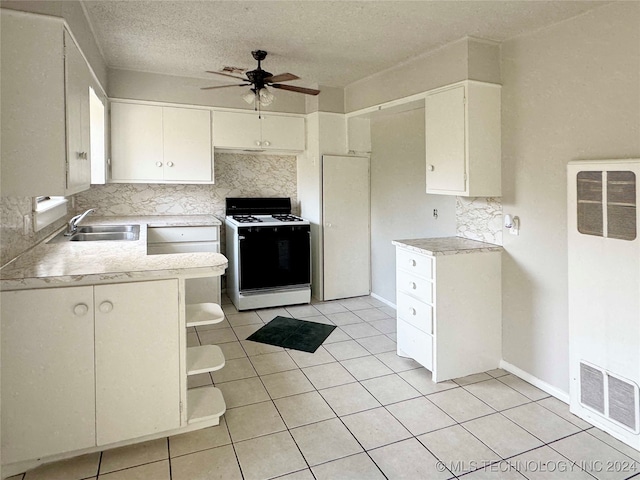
(48, 225, 140, 243)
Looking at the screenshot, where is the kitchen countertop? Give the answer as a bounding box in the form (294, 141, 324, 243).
(0, 215, 227, 291)
(392, 236, 503, 256)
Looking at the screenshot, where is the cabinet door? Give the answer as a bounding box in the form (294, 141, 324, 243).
(1, 287, 96, 463)
(425, 86, 466, 194)
(95, 280, 180, 445)
(111, 102, 164, 181)
(163, 107, 212, 181)
(261, 115, 305, 151)
(64, 31, 92, 195)
(212, 111, 261, 149)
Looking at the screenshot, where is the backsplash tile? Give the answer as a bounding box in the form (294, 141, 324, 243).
(456, 197, 503, 246)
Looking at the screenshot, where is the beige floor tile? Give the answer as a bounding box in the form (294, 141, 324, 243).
(324, 339, 370, 360)
(225, 400, 286, 442)
(486, 368, 510, 378)
(340, 322, 381, 339)
(322, 327, 353, 343)
(361, 373, 421, 405)
(187, 372, 213, 389)
(418, 424, 501, 474)
(464, 378, 531, 411)
(340, 355, 393, 380)
(549, 431, 639, 480)
(233, 323, 263, 338)
(319, 382, 381, 416)
(261, 368, 315, 399)
(302, 314, 335, 325)
(369, 317, 397, 334)
(222, 303, 238, 314)
(218, 340, 247, 360)
(460, 462, 526, 479)
(241, 339, 285, 356)
(314, 302, 349, 315)
(354, 308, 391, 322)
(588, 428, 640, 462)
(285, 304, 322, 318)
(302, 361, 356, 389)
(375, 351, 422, 372)
(98, 460, 170, 480)
(398, 368, 457, 395)
(429, 387, 495, 422)
(312, 452, 386, 479)
(170, 444, 242, 480)
(498, 374, 549, 401)
(325, 311, 364, 326)
(356, 334, 397, 354)
(536, 397, 592, 429)
(386, 332, 398, 342)
(217, 376, 270, 408)
(169, 417, 231, 458)
(235, 431, 307, 480)
(100, 438, 168, 474)
(6, 475, 25, 480)
(463, 413, 543, 458)
(274, 391, 336, 428)
(380, 306, 396, 317)
(198, 327, 238, 344)
(187, 331, 200, 347)
(23, 453, 100, 480)
(502, 403, 581, 443)
(341, 407, 412, 450)
(363, 297, 388, 308)
(510, 445, 594, 479)
(387, 396, 456, 435)
(274, 469, 315, 479)
(369, 438, 452, 480)
(249, 351, 298, 375)
(256, 307, 289, 322)
(288, 345, 336, 368)
(290, 418, 363, 466)
(211, 356, 257, 383)
(454, 372, 494, 386)
(226, 311, 263, 327)
(339, 298, 376, 311)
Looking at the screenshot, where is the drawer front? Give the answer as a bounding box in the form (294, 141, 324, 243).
(396, 291, 433, 334)
(147, 226, 218, 243)
(397, 270, 433, 303)
(397, 319, 433, 370)
(396, 248, 433, 279)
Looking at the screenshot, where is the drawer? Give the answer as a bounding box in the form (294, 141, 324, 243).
(396, 291, 433, 334)
(147, 226, 218, 243)
(397, 319, 433, 370)
(396, 247, 433, 279)
(147, 241, 219, 255)
(397, 270, 433, 303)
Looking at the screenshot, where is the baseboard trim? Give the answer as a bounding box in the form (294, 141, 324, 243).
(370, 292, 396, 309)
(500, 360, 570, 403)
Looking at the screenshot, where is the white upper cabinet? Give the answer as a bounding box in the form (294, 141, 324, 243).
(212, 111, 305, 152)
(110, 102, 213, 183)
(0, 11, 92, 196)
(425, 81, 501, 197)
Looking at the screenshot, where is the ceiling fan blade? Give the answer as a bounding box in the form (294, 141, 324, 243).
(200, 84, 247, 90)
(206, 70, 250, 81)
(271, 84, 321, 96)
(264, 73, 299, 83)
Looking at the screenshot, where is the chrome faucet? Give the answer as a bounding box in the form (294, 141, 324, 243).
(65, 209, 95, 236)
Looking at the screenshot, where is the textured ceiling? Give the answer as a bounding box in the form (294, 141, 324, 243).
(82, 0, 608, 88)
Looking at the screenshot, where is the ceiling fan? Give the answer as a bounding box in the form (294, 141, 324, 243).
(201, 50, 320, 107)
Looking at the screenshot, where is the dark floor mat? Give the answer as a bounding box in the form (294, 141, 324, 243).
(246, 316, 336, 353)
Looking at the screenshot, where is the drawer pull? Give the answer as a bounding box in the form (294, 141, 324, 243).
(408, 259, 417, 267)
(409, 281, 417, 290)
(409, 307, 417, 316)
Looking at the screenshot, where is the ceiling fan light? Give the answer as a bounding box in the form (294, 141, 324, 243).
(242, 90, 256, 104)
(259, 87, 275, 106)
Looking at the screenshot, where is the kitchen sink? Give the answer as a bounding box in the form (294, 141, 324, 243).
(48, 225, 140, 243)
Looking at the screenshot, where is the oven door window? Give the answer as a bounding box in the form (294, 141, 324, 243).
(239, 226, 311, 291)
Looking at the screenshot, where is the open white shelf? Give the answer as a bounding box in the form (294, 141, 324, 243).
(187, 345, 225, 375)
(187, 386, 226, 424)
(186, 302, 224, 328)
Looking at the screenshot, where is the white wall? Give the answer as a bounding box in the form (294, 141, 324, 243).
(500, 1, 640, 393)
(370, 108, 456, 303)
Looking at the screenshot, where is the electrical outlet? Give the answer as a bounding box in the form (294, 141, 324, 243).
(433, 209, 438, 219)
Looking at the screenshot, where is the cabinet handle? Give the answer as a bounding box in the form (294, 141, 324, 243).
(263, 140, 271, 147)
(167, 161, 174, 167)
(99, 301, 114, 313)
(428, 165, 435, 172)
(409, 259, 416, 267)
(73, 303, 89, 316)
(156, 161, 163, 167)
(409, 281, 417, 290)
(77, 152, 87, 160)
(409, 307, 417, 316)
(255, 140, 262, 146)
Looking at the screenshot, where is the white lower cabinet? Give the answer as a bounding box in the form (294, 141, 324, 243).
(1, 279, 180, 463)
(395, 245, 501, 382)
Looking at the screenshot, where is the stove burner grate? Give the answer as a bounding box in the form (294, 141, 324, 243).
(233, 215, 262, 223)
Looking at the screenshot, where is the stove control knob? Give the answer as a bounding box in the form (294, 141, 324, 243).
(255, 140, 262, 146)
